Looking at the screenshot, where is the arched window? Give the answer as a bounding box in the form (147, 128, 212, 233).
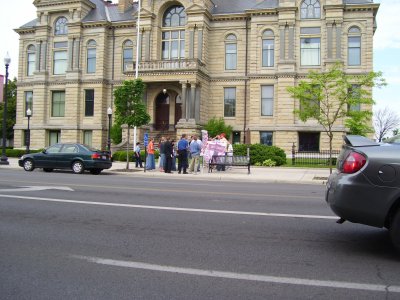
(163, 5, 186, 27)
(262, 30, 274, 67)
(123, 40, 134, 71)
(87, 40, 97, 73)
(27, 45, 36, 76)
(348, 26, 361, 66)
(301, 0, 321, 19)
(225, 34, 237, 70)
(162, 5, 186, 60)
(54, 17, 68, 35)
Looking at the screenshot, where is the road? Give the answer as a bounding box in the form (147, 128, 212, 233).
(0, 169, 399, 299)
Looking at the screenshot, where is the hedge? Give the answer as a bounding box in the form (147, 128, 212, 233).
(232, 144, 286, 166)
(112, 150, 159, 162)
(4, 149, 43, 158)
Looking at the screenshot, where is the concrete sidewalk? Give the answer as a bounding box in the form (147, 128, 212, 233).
(2, 157, 330, 185)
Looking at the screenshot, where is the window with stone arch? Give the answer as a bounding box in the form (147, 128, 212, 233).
(54, 17, 68, 35)
(300, 0, 321, 19)
(86, 40, 97, 73)
(225, 34, 237, 70)
(162, 5, 186, 60)
(348, 26, 361, 66)
(27, 44, 36, 76)
(122, 40, 134, 71)
(262, 30, 274, 67)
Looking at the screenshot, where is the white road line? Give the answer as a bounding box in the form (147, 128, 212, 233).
(0, 194, 336, 220)
(0, 186, 74, 192)
(74, 256, 400, 293)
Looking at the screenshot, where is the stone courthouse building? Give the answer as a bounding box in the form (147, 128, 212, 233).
(14, 0, 379, 152)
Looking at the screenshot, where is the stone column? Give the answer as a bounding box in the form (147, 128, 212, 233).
(190, 83, 197, 121)
(280, 25, 286, 61)
(180, 81, 187, 121)
(74, 38, 80, 70)
(327, 24, 333, 59)
(68, 38, 74, 71)
(288, 25, 294, 60)
(336, 24, 342, 59)
(144, 29, 151, 61)
(189, 29, 195, 59)
(40, 40, 48, 71)
(197, 29, 203, 60)
(36, 41, 42, 71)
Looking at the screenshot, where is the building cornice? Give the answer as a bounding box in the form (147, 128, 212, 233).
(33, 0, 95, 9)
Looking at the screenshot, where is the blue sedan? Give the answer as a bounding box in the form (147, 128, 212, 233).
(18, 143, 112, 175)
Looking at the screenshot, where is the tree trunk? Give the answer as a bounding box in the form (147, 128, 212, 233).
(329, 134, 333, 174)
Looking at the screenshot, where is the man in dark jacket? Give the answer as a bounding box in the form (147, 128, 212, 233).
(177, 134, 189, 174)
(164, 137, 173, 173)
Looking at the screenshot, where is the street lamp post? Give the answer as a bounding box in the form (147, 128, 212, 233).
(0, 52, 11, 165)
(26, 108, 32, 154)
(107, 107, 112, 152)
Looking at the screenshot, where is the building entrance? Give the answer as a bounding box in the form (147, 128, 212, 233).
(155, 92, 170, 130)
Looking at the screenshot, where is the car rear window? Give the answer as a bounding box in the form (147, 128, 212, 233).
(385, 135, 400, 144)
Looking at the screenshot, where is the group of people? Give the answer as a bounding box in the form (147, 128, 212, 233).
(134, 132, 231, 174)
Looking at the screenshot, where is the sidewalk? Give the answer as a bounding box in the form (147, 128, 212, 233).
(2, 158, 330, 185)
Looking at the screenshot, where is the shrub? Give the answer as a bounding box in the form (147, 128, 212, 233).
(112, 150, 159, 162)
(6, 149, 43, 157)
(262, 159, 277, 167)
(232, 143, 286, 166)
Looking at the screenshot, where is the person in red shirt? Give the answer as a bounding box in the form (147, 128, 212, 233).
(146, 138, 156, 170)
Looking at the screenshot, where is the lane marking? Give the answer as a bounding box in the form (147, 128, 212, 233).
(0, 194, 336, 220)
(0, 186, 73, 192)
(0, 179, 321, 199)
(74, 256, 400, 293)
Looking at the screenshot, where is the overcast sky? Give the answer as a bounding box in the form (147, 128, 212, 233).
(0, 0, 399, 119)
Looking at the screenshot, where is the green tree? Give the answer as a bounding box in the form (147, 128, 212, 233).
(287, 63, 385, 173)
(204, 117, 233, 140)
(113, 79, 150, 169)
(0, 77, 17, 141)
(110, 122, 122, 144)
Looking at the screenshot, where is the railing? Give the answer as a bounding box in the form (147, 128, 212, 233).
(291, 145, 340, 166)
(123, 59, 206, 74)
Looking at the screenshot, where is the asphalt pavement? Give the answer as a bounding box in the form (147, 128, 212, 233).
(2, 157, 330, 185)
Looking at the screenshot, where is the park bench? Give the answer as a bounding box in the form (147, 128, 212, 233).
(208, 155, 251, 174)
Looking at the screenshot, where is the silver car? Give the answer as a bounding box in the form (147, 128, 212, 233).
(326, 135, 400, 251)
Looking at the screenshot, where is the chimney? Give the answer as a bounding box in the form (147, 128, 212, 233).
(118, 0, 131, 13)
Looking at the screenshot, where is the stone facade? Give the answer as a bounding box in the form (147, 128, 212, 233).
(14, 0, 379, 153)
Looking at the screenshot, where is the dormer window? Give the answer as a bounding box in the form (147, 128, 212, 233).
(55, 17, 68, 35)
(301, 0, 321, 19)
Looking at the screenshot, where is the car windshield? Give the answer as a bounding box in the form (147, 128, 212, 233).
(385, 135, 400, 144)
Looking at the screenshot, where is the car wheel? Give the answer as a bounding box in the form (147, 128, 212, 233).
(72, 161, 84, 174)
(90, 169, 102, 175)
(23, 159, 35, 172)
(390, 208, 400, 252)
(43, 168, 53, 172)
